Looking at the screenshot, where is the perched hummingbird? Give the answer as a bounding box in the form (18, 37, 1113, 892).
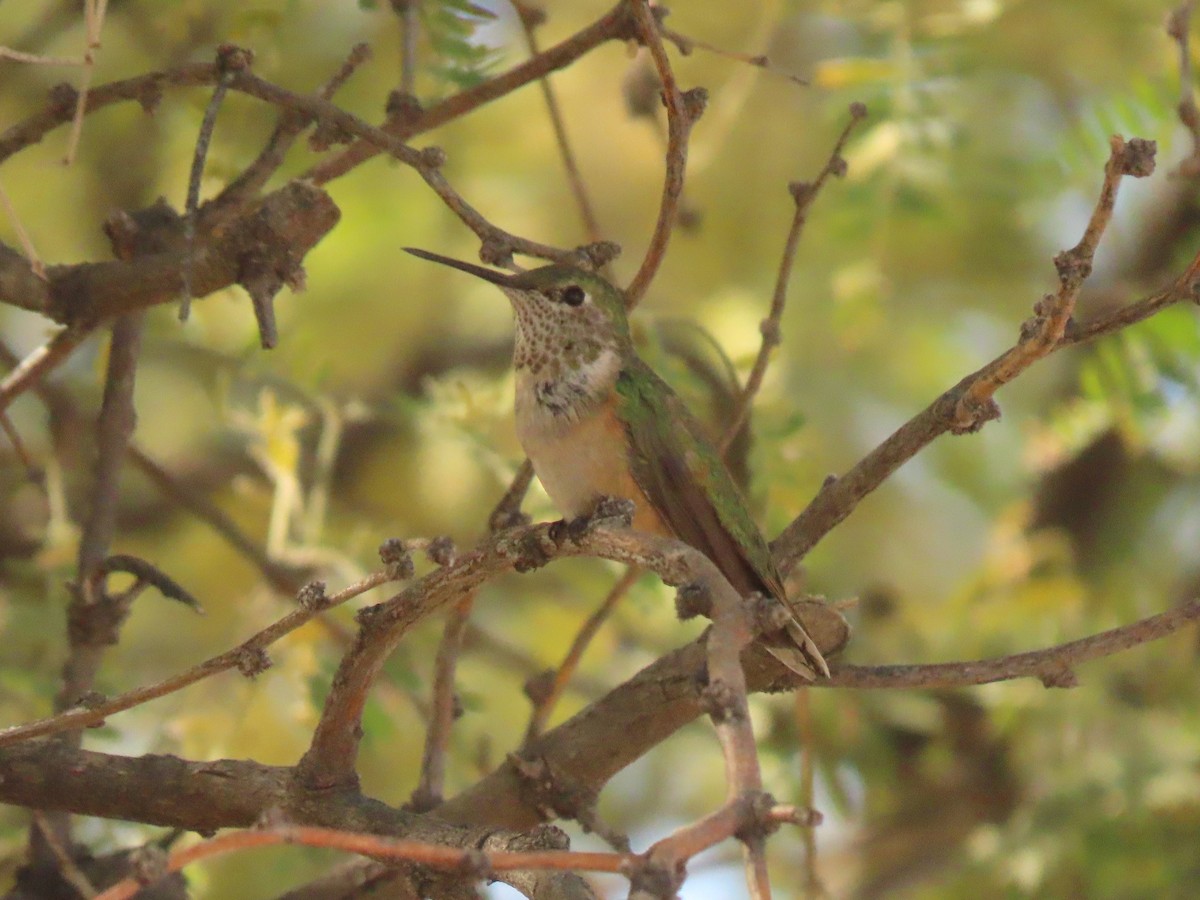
(406, 249, 829, 679)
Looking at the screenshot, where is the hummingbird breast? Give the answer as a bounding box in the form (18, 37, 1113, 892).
(514, 352, 669, 535)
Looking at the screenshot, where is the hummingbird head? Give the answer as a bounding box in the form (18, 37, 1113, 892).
(406, 249, 631, 379)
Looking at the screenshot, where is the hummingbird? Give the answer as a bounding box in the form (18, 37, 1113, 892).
(406, 249, 829, 680)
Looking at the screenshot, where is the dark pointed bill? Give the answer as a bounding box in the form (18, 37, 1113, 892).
(404, 248, 516, 287)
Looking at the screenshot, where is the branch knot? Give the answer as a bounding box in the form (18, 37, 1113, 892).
(215, 44, 255, 74)
(700, 678, 747, 723)
(379, 538, 415, 580)
(624, 856, 685, 900)
(234, 647, 272, 678)
(681, 87, 708, 122)
(950, 392, 1001, 434)
(1114, 136, 1156, 177)
(674, 582, 711, 620)
(427, 535, 458, 566)
(296, 580, 329, 611)
(732, 791, 782, 844)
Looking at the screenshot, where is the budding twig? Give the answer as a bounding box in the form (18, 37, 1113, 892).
(720, 102, 868, 454)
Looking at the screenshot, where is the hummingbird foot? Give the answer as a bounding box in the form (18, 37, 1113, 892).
(548, 495, 637, 545)
(512, 528, 558, 573)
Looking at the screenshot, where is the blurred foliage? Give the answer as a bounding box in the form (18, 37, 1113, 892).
(1, 0, 1199, 897)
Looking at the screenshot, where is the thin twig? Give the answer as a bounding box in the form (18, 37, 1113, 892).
(181, 51, 243, 320)
(0, 334, 92, 407)
(31, 812, 97, 898)
(624, 0, 701, 308)
(304, 2, 636, 185)
(56, 313, 145, 736)
(0, 410, 38, 481)
(395, 0, 419, 94)
(1168, 2, 1200, 175)
(822, 598, 1200, 689)
(772, 135, 1167, 571)
(488, 459, 535, 532)
(93, 824, 631, 900)
(62, 0, 107, 166)
(522, 566, 640, 746)
(213, 63, 579, 266)
(72, 316, 143, 599)
(0, 177, 46, 280)
(794, 689, 822, 896)
(659, 24, 808, 86)
(0, 48, 85, 65)
(514, 1, 605, 245)
(0, 63, 222, 166)
(414, 166, 581, 266)
(719, 103, 867, 454)
(0, 570, 391, 747)
(212, 43, 371, 218)
(410, 593, 476, 811)
(954, 136, 1155, 422)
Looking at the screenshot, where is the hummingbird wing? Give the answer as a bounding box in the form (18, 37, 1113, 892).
(614, 359, 829, 679)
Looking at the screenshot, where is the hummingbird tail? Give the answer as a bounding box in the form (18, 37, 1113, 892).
(765, 645, 819, 681)
(765, 620, 831, 681)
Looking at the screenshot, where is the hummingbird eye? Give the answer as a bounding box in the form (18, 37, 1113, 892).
(561, 285, 587, 307)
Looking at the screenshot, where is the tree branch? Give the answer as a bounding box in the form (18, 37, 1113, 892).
(624, 0, 703, 308)
(0, 572, 390, 748)
(94, 824, 614, 900)
(719, 102, 867, 454)
(771, 136, 1186, 572)
(514, 1, 605, 246)
(0, 325, 90, 415)
(821, 598, 1200, 689)
(410, 592, 475, 812)
(0, 180, 340, 326)
(438, 594, 1198, 832)
(304, 2, 637, 185)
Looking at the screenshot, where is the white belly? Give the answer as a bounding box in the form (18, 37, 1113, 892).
(515, 388, 620, 518)
(514, 380, 669, 535)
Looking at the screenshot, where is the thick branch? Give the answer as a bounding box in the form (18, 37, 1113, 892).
(437, 596, 1199, 832)
(0, 181, 339, 326)
(298, 520, 810, 793)
(0, 742, 290, 832)
(0, 744, 595, 900)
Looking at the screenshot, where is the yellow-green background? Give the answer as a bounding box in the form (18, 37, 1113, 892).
(1, 1, 1198, 896)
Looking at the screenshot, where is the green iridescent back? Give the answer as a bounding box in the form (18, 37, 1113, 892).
(614, 356, 786, 600)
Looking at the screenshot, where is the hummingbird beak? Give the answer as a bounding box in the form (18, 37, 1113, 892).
(404, 248, 517, 287)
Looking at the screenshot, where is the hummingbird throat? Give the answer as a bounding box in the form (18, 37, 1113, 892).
(510, 294, 618, 419)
